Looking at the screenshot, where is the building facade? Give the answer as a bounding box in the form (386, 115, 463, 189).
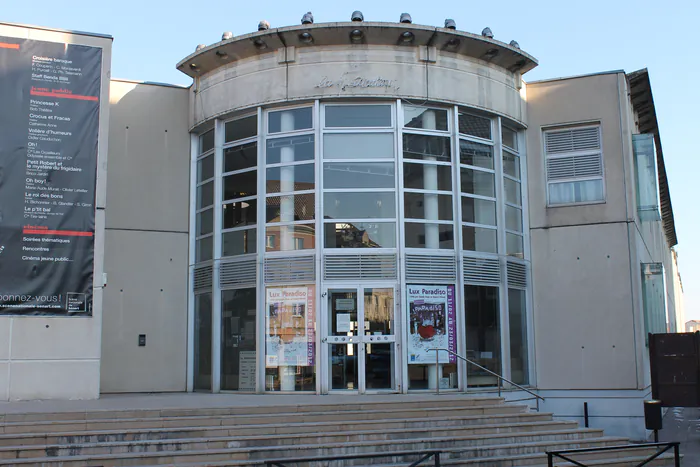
(0, 17, 684, 440)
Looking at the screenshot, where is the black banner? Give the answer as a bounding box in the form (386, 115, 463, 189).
(0, 37, 102, 315)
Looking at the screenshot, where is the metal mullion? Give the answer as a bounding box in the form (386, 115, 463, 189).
(452, 105, 466, 391)
(222, 194, 257, 204)
(195, 232, 214, 241)
(197, 149, 214, 160)
(265, 160, 315, 170)
(322, 127, 394, 134)
(503, 146, 519, 156)
(459, 134, 494, 146)
(265, 129, 315, 141)
(461, 192, 497, 203)
(212, 118, 224, 394)
(401, 127, 451, 138)
(266, 190, 315, 198)
(405, 218, 455, 225)
(222, 166, 257, 178)
(255, 106, 265, 394)
(221, 225, 256, 234)
(187, 133, 198, 392)
(323, 188, 396, 193)
(402, 188, 453, 196)
(395, 99, 408, 394)
(223, 136, 257, 150)
(504, 229, 524, 237)
(504, 201, 523, 209)
(323, 158, 395, 163)
(403, 158, 452, 167)
(313, 99, 322, 395)
(323, 217, 396, 223)
(266, 220, 315, 227)
(462, 221, 498, 231)
(458, 163, 496, 174)
(503, 173, 522, 183)
(197, 177, 215, 187)
(195, 205, 214, 214)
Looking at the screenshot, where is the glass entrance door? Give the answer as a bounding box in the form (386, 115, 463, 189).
(324, 286, 397, 392)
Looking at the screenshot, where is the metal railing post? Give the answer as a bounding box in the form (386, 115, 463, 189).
(435, 349, 440, 395)
(674, 443, 680, 467)
(547, 452, 553, 467)
(434, 452, 441, 467)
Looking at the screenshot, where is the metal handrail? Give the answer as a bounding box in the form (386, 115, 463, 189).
(429, 347, 544, 411)
(546, 442, 680, 467)
(265, 450, 441, 467)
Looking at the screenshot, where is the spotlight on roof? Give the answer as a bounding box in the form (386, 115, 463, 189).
(446, 38, 460, 48)
(301, 12, 314, 24)
(195, 44, 206, 51)
(350, 29, 364, 42)
(258, 20, 270, 31)
(351, 11, 364, 22)
(444, 19, 456, 29)
(481, 27, 494, 39)
(216, 50, 229, 59)
(222, 32, 233, 41)
(400, 13, 412, 24)
(509, 40, 520, 49)
(299, 32, 313, 44)
(401, 31, 414, 43)
(483, 48, 499, 60)
(189, 63, 200, 72)
(253, 38, 267, 50)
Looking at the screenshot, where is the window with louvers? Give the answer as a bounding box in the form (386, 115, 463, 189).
(544, 126, 604, 206)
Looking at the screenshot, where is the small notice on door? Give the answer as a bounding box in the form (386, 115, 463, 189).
(337, 313, 351, 333)
(238, 351, 256, 391)
(335, 298, 354, 310)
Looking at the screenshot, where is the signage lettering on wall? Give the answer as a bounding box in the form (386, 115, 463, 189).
(314, 72, 400, 92)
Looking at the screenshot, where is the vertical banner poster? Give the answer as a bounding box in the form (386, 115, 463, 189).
(0, 36, 102, 315)
(407, 285, 456, 364)
(265, 286, 316, 367)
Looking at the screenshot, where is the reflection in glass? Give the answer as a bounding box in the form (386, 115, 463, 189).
(197, 181, 214, 209)
(403, 134, 451, 162)
(365, 343, 394, 390)
(268, 107, 313, 133)
(266, 194, 315, 223)
(462, 197, 496, 226)
(506, 233, 524, 258)
(329, 290, 357, 336)
(548, 179, 604, 205)
(223, 200, 257, 229)
(221, 288, 257, 391)
(225, 115, 257, 143)
(504, 178, 522, 206)
(224, 143, 257, 173)
(404, 193, 453, 220)
(458, 112, 491, 140)
(223, 171, 257, 200)
(266, 165, 315, 193)
(196, 236, 213, 262)
(403, 106, 448, 131)
(265, 224, 315, 251)
(505, 205, 522, 232)
(465, 285, 500, 387)
(404, 164, 452, 191)
(324, 222, 396, 248)
(266, 135, 314, 164)
(364, 288, 394, 335)
(326, 105, 392, 127)
(460, 140, 494, 169)
(222, 228, 256, 257)
(462, 226, 497, 253)
(502, 126, 518, 150)
(323, 162, 395, 189)
(194, 293, 212, 390)
(331, 344, 358, 390)
(323, 133, 394, 160)
(508, 288, 529, 384)
(460, 168, 495, 197)
(409, 363, 457, 390)
(405, 223, 454, 249)
(324, 192, 396, 219)
(199, 130, 214, 154)
(198, 155, 214, 182)
(197, 208, 214, 236)
(503, 152, 520, 179)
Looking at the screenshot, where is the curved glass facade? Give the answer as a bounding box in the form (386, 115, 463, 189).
(191, 100, 532, 393)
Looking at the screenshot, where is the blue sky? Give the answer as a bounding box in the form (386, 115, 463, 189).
(4, 0, 698, 320)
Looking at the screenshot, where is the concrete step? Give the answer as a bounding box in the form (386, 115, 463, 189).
(0, 413, 562, 447)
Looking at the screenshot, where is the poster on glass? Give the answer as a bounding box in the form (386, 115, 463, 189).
(407, 285, 456, 364)
(265, 286, 315, 367)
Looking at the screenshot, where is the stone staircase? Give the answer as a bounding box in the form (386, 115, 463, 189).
(0, 395, 678, 466)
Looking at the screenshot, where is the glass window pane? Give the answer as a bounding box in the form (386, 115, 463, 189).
(324, 162, 395, 189)
(224, 143, 257, 173)
(266, 194, 315, 223)
(324, 133, 394, 160)
(403, 134, 451, 163)
(403, 106, 448, 131)
(326, 105, 392, 127)
(324, 192, 396, 219)
(196, 208, 213, 236)
(504, 178, 522, 206)
(404, 193, 453, 220)
(198, 154, 214, 182)
(503, 152, 520, 179)
(460, 140, 493, 169)
(224, 171, 257, 200)
(460, 168, 495, 197)
(458, 112, 491, 140)
(548, 179, 604, 205)
(462, 226, 497, 253)
(502, 126, 518, 151)
(199, 129, 214, 154)
(462, 197, 496, 226)
(508, 288, 528, 385)
(197, 181, 214, 209)
(196, 236, 213, 262)
(222, 228, 257, 256)
(506, 233, 524, 258)
(506, 205, 522, 232)
(265, 224, 315, 251)
(268, 107, 313, 133)
(266, 164, 315, 193)
(405, 223, 454, 249)
(223, 199, 257, 229)
(404, 163, 452, 191)
(324, 222, 396, 248)
(221, 288, 257, 391)
(225, 115, 257, 143)
(266, 135, 314, 164)
(465, 285, 500, 387)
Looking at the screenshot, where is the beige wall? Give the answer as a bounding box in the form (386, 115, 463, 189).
(100, 80, 190, 393)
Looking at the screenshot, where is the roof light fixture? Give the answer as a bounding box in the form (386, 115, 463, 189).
(301, 12, 314, 24)
(444, 19, 456, 29)
(509, 40, 520, 49)
(481, 27, 494, 39)
(351, 11, 364, 22)
(400, 13, 412, 24)
(350, 29, 364, 43)
(195, 44, 206, 51)
(253, 38, 267, 50)
(258, 20, 270, 31)
(401, 31, 414, 43)
(299, 32, 313, 44)
(222, 32, 233, 41)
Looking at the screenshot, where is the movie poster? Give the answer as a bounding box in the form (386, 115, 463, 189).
(265, 286, 315, 367)
(407, 285, 456, 364)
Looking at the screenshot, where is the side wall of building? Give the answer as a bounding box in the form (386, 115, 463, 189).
(100, 80, 190, 393)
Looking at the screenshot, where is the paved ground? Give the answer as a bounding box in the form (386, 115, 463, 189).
(659, 407, 700, 465)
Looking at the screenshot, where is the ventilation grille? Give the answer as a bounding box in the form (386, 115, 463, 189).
(463, 256, 501, 285)
(406, 255, 456, 282)
(547, 154, 603, 180)
(507, 261, 528, 288)
(193, 265, 213, 291)
(324, 254, 397, 280)
(220, 259, 257, 288)
(545, 127, 601, 154)
(264, 256, 315, 284)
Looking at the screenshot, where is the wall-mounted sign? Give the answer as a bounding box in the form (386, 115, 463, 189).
(407, 285, 456, 364)
(265, 286, 316, 367)
(314, 72, 400, 92)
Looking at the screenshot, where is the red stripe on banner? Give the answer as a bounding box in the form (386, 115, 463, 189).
(0, 43, 20, 50)
(23, 228, 93, 237)
(30, 89, 98, 102)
